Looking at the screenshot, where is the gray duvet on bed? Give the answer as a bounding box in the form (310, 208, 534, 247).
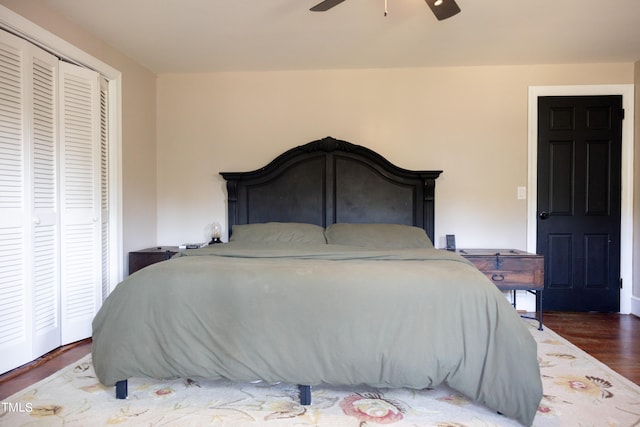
(92, 243, 542, 426)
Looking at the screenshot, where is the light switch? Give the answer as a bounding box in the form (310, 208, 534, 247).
(517, 186, 526, 200)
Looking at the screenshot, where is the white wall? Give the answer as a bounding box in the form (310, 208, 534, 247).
(3, 2, 636, 313)
(156, 64, 633, 251)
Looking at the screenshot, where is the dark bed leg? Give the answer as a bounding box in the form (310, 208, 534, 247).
(115, 380, 128, 399)
(298, 385, 311, 405)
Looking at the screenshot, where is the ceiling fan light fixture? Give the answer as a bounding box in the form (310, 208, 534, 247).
(310, 0, 348, 11)
(311, 0, 461, 20)
(425, 0, 461, 20)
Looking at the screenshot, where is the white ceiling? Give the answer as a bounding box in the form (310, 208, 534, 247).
(43, 0, 640, 74)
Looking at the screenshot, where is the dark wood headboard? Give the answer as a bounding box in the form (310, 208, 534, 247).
(220, 137, 442, 242)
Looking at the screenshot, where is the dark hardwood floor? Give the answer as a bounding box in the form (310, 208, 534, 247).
(542, 311, 640, 385)
(0, 312, 638, 400)
(0, 339, 92, 400)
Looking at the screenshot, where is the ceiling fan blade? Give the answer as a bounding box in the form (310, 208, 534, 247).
(310, 0, 348, 11)
(425, 0, 461, 20)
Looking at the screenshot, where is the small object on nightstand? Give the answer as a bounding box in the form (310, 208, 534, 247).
(209, 221, 223, 244)
(445, 234, 456, 251)
(179, 242, 207, 249)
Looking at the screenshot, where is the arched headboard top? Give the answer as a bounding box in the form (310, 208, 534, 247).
(220, 136, 442, 242)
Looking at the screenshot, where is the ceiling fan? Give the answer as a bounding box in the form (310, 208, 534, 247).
(310, 0, 461, 20)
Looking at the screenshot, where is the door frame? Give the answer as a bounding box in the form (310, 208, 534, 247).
(527, 85, 634, 314)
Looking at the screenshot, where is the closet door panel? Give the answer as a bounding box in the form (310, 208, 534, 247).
(59, 62, 101, 345)
(99, 80, 110, 301)
(31, 47, 60, 356)
(0, 32, 31, 373)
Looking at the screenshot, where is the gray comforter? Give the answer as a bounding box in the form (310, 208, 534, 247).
(92, 243, 542, 425)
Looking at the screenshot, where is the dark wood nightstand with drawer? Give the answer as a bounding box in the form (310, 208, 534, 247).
(128, 246, 182, 275)
(457, 249, 544, 330)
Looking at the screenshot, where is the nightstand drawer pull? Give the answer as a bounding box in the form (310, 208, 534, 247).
(491, 273, 505, 282)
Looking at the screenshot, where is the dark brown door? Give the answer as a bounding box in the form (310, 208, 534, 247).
(537, 95, 622, 312)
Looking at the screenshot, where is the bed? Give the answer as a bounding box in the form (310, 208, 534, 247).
(91, 136, 543, 426)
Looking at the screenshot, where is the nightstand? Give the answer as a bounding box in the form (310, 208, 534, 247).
(458, 249, 544, 330)
(128, 246, 182, 275)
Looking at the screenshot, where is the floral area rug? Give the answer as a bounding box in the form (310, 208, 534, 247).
(2, 320, 639, 426)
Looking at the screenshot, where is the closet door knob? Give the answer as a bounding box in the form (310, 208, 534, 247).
(539, 211, 550, 220)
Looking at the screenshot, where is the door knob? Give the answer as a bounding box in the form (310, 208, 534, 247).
(539, 211, 550, 220)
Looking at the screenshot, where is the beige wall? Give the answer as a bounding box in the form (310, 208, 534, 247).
(2, 1, 637, 313)
(0, 0, 158, 273)
(157, 65, 633, 251)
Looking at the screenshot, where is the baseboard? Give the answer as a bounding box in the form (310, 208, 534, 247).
(631, 295, 640, 317)
(509, 290, 537, 313)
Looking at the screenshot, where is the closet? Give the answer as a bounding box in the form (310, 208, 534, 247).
(0, 29, 107, 374)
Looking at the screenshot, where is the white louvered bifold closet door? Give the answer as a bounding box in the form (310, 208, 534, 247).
(0, 31, 60, 372)
(30, 43, 60, 357)
(0, 29, 32, 373)
(0, 29, 104, 373)
(58, 61, 102, 345)
(99, 79, 110, 302)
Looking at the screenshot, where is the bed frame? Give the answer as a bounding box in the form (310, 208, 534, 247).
(220, 136, 442, 242)
(115, 136, 442, 403)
